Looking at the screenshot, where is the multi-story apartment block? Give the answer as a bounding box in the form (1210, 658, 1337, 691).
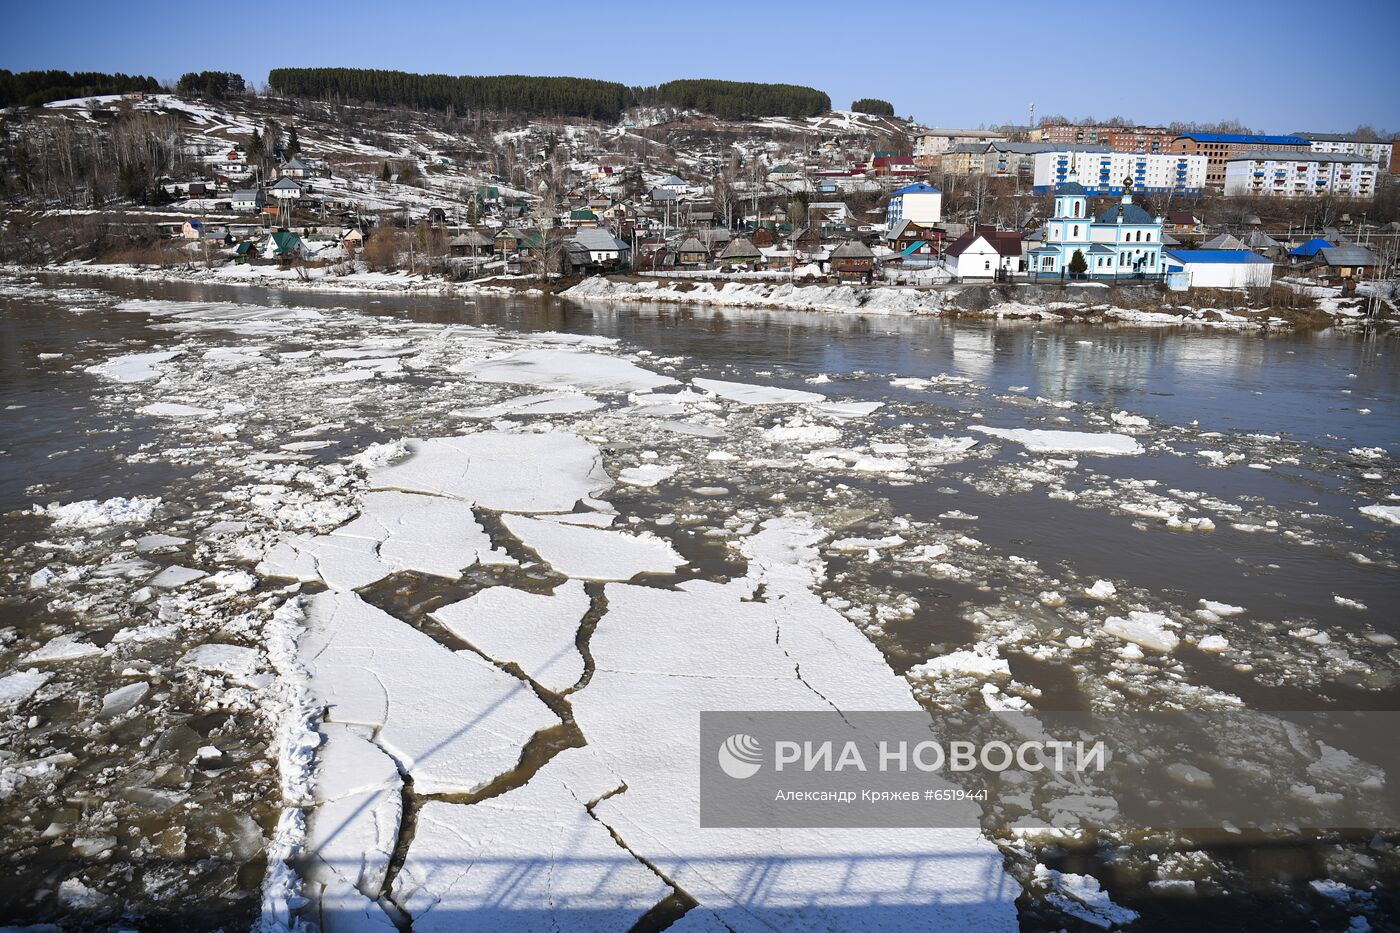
(1223, 152, 1378, 200)
(982, 142, 1058, 178)
(936, 144, 987, 176)
(1167, 133, 1309, 189)
(884, 182, 943, 226)
(1031, 149, 1208, 195)
(912, 129, 1008, 166)
(1294, 132, 1392, 169)
(1035, 123, 1175, 153)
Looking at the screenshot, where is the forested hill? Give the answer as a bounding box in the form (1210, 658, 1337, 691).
(641, 80, 831, 119)
(267, 68, 634, 120)
(0, 70, 160, 107)
(266, 67, 832, 121)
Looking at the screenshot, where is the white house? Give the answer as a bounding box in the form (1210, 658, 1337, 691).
(767, 162, 802, 183)
(278, 157, 312, 179)
(884, 182, 942, 227)
(269, 177, 305, 201)
(1032, 150, 1207, 196)
(944, 229, 1023, 279)
(230, 188, 265, 213)
(1223, 152, 1378, 200)
(567, 226, 630, 267)
(1027, 176, 1165, 280)
(1163, 250, 1274, 288)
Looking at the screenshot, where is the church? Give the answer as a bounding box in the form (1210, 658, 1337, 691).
(1029, 175, 1165, 280)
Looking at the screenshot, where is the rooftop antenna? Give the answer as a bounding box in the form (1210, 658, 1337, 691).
(1029, 102, 1035, 135)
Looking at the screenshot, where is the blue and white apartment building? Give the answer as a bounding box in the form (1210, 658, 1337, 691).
(1032, 148, 1207, 196)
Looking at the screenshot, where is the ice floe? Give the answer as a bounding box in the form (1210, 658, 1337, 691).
(692, 376, 825, 405)
(394, 747, 671, 933)
(258, 491, 511, 589)
(84, 349, 183, 383)
(500, 514, 685, 581)
(455, 347, 676, 393)
(568, 516, 1018, 929)
(36, 495, 162, 528)
(970, 426, 1143, 455)
(431, 581, 590, 693)
(299, 590, 558, 795)
(369, 431, 612, 512)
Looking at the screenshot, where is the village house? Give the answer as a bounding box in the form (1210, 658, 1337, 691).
(1316, 245, 1382, 281)
(717, 236, 762, 269)
(449, 229, 493, 257)
(230, 188, 265, 213)
(261, 230, 308, 261)
(944, 228, 1025, 280)
(494, 227, 524, 253)
(341, 227, 364, 252)
(829, 239, 876, 283)
(278, 158, 312, 180)
(269, 177, 305, 202)
(565, 226, 631, 272)
(767, 162, 802, 183)
(675, 235, 709, 267)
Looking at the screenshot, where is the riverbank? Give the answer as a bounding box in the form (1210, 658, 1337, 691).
(10, 260, 1393, 331)
(561, 274, 1385, 330)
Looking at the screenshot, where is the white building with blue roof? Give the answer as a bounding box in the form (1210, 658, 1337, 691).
(884, 182, 942, 227)
(1028, 175, 1166, 281)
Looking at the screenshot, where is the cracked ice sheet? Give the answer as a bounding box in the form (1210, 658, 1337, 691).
(453, 347, 677, 393)
(394, 746, 670, 933)
(299, 591, 558, 795)
(301, 725, 402, 932)
(970, 425, 1143, 455)
(369, 431, 613, 512)
(501, 514, 685, 581)
(431, 581, 589, 693)
(570, 517, 1018, 931)
(692, 376, 825, 405)
(258, 490, 512, 589)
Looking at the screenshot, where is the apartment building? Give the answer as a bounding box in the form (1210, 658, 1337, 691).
(1223, 152, 1378, 200)
(1167, 133, 1309, 189)
(912, 128, 1008, 166)
(1031, 149, 1208, 195)
(1035, 123, 1175, 153)
(1294, 132, 1392, 169)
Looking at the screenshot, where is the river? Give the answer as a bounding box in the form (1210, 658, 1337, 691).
(1, 271, 1396, 930)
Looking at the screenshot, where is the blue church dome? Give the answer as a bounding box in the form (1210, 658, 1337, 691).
(1097, 202, 1154, 224)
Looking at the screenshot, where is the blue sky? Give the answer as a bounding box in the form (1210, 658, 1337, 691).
(2, 0, 1397, 133)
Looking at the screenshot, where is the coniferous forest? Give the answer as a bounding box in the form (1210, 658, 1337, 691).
(266, 68, 831, 120)
(641, 80, 831, 119)
(851, 98, 895, 117)
(267, 68, 635, 120)
(0, 70, 161, 107)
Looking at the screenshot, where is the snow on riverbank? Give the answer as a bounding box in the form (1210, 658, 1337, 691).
(563, 274, 955, 315)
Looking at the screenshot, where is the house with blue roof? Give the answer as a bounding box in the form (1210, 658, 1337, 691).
(885, 182, 941, 227)
(1288, 238, 1333, 262)
(1163, 250, 1273, 289)
(1027, 175, 1165, 281)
